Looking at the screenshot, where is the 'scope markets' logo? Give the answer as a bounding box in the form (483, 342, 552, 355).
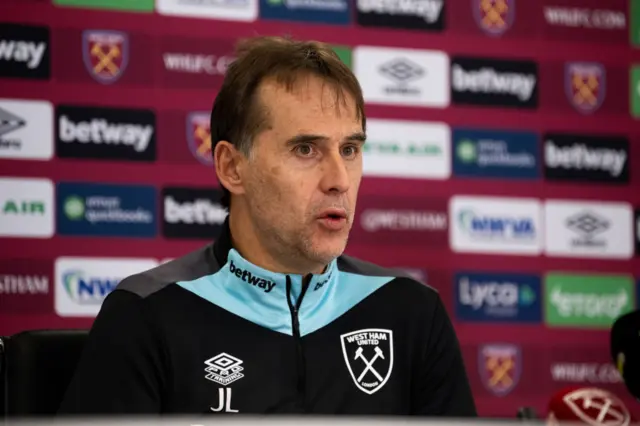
(455, 272, 541, 323)
(545, 273, 634, 328)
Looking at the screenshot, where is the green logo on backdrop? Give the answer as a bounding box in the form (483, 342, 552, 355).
(64, 196, 85, 220)
(631, 66, 640, 118)
(632, 0, 640, 47)
(456, 140, 477, 163)
(332, 46, 352, 69)
(53, 0, 154, 12)
(364, 141, 442, 156)
(2, 199, 45, 215)
(545, 273, 634, 328)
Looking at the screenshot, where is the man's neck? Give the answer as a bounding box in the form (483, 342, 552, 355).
(228, 207, 326, 276)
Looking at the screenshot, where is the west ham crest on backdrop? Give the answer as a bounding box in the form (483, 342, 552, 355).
(340, 328, 393, 395)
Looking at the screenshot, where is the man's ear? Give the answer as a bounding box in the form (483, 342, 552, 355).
(214, 141, 246, 197)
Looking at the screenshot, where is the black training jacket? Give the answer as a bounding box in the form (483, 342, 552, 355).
(58, 219, 477, 417)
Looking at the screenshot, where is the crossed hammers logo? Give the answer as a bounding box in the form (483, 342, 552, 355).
(91, 42, 121, 75)
(354, 346, 385, 382)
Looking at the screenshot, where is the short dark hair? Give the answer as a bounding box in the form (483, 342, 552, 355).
(209, 35, 366, 209)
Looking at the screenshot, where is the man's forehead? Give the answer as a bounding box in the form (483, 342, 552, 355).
(257, 75, 358, 115)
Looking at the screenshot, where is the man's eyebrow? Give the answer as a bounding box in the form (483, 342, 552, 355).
(285, 132, 366, 146)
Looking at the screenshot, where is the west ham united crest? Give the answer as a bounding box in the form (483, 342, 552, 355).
(474, 0, 514, 37)
(340, 328, 393, 395)
(186, 111, 213, 166)
(82, 30, 129, 84)
(565, 62, 606, 114)
(478, 343, 521, 397)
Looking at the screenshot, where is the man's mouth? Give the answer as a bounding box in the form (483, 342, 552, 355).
(319, 208, 347, 221)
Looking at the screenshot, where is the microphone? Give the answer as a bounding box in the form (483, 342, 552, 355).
(611, 309, 640, 400)
(546, 386, 633, 426)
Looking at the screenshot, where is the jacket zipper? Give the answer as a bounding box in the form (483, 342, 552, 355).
(286, 274, 311, 412)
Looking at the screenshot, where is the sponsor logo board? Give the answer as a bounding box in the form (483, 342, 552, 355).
(55, 256, 157, 317)
(633, 0, 640, 47)
(354, 46, 449, 107)
(543, 133, 629, 184)
(159, 36, 235, 89)
(260, 0, 351, 25)
(55, 105, 156, 161)
(0, 23, 50, 80)
(162, 187, 227, 239)
(0, 259, 52, 313)
(544, 200, 634, 259)
(54, 28, 152, 86)
(635, 209, 640, 256)
(157, 110, 213, 165)
(56, 182, 157, 238)
(53, 0, 154, 11)
(447, 0, 538, 39)
(450, 196, 543, 255)
(542, 0, 628, 44)
(363, 119, 450, 179)
(355, 0, 445, 32)
(452, 128, 540, 179)
(156, 0, 258, 21)
(544, 273, 634, 328)
(0, 177, 54, 238)
(631, 65, 640, 118)
(0, 98, 53, 160)
(549, 347, 623, 386)
(455, 272, 542, 323)
(352, 196, 448, 247)
(478, 343, 522, 396)
(451, 56, 538, 109)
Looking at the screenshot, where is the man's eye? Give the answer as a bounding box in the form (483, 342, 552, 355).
(295, 144, 314, 156)
(342, 145, 360, 158)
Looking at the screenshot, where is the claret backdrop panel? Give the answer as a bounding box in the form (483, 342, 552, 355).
(1, 0, 640, 418)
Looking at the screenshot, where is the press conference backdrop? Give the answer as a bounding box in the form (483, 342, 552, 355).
(1, 0, 640, 418)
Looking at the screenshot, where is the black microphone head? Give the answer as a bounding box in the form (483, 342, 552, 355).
(516, 406, 538, 420)
(611, 309, 640, 400)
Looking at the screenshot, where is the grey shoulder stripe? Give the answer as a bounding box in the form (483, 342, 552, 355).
(116, 243, 219, 298)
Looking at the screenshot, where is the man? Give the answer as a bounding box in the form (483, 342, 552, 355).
(58, 36, 477, 416)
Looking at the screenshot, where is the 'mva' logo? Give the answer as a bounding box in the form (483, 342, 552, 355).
(229, 260, 276, 293)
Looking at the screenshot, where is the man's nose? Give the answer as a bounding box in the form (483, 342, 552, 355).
(320, 150, 350, 194)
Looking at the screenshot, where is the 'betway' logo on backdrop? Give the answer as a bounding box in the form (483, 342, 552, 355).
(352, 196, 448, 247)
(363, 118, 450, 179)
(228, 260, 276, 293)
(162, 187, 227, 239)
(450, 196, 543, 255)
(356, 0, 445, 32)
(544, 200, 633, 259)
(56, 105, 156, 162)
(455, 272, 542, 323)
(543, 133, 629, 183)
(451, 56, 538, 108)
(55, 257, 158, 317)
(0, 23, 50, 80)
(354, 46, 449, 107)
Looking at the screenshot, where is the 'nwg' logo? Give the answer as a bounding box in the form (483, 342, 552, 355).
(229, 260, 276, 293)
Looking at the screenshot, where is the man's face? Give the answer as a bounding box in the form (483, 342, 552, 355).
(241, 75, 364, 271)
